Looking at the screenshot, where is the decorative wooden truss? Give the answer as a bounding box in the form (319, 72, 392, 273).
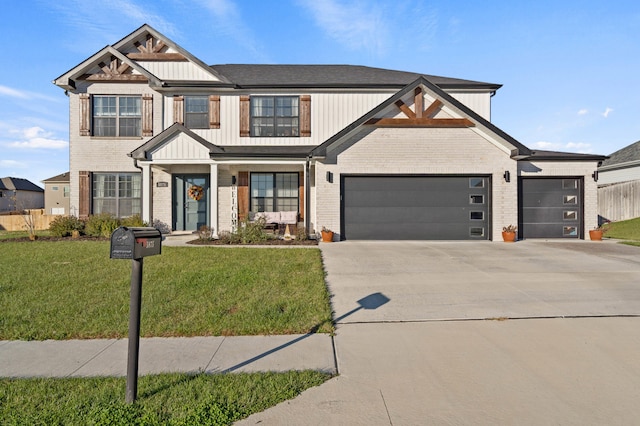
(127, 35, 187, 61)
(366, 87, 474, 128)
(85, 56, 147, 81)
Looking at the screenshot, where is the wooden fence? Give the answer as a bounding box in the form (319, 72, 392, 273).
(598, 180, 640, 222)
(0, 210, 57, 232)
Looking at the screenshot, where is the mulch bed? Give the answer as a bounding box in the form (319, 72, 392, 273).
(187, 238, 319, 246)
(0, 236, 109, 243)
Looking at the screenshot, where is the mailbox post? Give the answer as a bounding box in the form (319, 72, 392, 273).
(110, 227, 162, 403)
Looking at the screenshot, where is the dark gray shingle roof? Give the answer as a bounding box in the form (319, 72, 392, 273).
(600, 140, 640, 168)
(0, 177, 44, 192)
(210, 64, 501, 90)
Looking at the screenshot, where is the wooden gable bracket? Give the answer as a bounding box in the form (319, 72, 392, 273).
(127, 34, 187, 61)
(84, 56, 147, 82)
(366, 87, 475, 128)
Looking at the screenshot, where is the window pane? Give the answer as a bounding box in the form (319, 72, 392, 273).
(94, 118, 116, 137)
(119, 97, 141, 116)
(276, 97, 298, 116)
(94, 96, 116, 116)
(119, 118, 141, 137)
(92, 173, 141, 218)
(251, 97, 299, 137)
(469, 178, 484, 188)
(185, 96, 207, 113)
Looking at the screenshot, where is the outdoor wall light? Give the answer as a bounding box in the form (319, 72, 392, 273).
(503, 170, 511, 182)
(326, 171, 333, 183)
(231, 175, 237, 185)
(592, 171, 598, 182)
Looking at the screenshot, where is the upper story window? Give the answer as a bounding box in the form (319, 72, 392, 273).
(250, 96, 299, 137)
(93, 96, 141, 137)
(184, 96, 208, 129)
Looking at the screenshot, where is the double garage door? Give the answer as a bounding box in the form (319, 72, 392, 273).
(342, 176, 490, 240)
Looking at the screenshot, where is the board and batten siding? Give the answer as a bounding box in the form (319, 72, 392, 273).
(136, 61, 221, 81)
(449, 92, 491, 121)
(162, 92, 394, 146)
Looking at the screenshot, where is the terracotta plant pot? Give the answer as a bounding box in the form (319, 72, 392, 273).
(589, 229, 603, 241)
(502, 231, 516, 243)
(321, 230, 334, 242)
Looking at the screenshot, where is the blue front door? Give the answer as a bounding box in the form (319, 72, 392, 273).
(173, 175, 209, 231)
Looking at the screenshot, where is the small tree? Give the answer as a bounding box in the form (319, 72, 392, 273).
(9, 192, 37, 240)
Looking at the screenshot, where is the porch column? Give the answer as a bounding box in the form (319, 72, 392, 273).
(209, 163, 218, 237)
(140, 163, 152, 224)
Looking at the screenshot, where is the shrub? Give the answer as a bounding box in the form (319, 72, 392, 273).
(48, 216, 85, 237)
(197, 225, 214, 241)
(235, 217, 270, 244)
(85, 213, 120, 237)
(120, 214, 147, 228)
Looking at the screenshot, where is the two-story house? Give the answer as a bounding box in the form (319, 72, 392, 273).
(53, 24, 605, 240)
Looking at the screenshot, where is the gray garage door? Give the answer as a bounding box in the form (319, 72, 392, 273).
(520, 178, 582, 239)
(342, 175, 490, 240)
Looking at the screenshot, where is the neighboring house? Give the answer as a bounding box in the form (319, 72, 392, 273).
(597, 140, 640, 222)
(53, 24, 606, 240)
(0, 177, 44, 213)
(42, 172, 71, 215)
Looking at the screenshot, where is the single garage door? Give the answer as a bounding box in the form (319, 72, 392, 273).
(520, 178, 582, 238)
(342, 175, 490, 240)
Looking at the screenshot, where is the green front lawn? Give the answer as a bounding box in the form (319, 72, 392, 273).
(603, 217, 640, 240)
(0, 241, 333, 340)
(0, 371, 331, 425)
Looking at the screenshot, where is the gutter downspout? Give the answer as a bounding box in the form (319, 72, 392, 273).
(305, 155, 311, 235)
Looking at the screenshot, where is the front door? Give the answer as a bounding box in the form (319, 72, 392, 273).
(173, 175, 209, 231)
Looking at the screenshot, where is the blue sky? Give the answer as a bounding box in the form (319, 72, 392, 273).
(1, 0, 639, 187)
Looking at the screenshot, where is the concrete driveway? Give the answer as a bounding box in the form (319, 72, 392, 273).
(323, 240, 640, 322)
(240, 240, 640, 425)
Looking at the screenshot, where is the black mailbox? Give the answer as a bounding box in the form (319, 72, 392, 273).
(110, 227, 162, 260)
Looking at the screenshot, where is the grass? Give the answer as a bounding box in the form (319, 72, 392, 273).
(603, 217, 640, 241)
(0, 371, 332, 425)
(0, 230, 51, 240)
(0, 241, 333, 340)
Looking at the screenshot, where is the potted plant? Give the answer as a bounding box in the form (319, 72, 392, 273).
(321, 227, 334, 242)
(502, 225, 517, 242)
(589, 223, 609, 241)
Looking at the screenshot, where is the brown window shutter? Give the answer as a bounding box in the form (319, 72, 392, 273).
(300, 95, 311, 137)
(173, 95, 184, 124)
(142, 94, 153, 136)
(298, 173, 304, 220)
(239, 95, 250, 137)
(209, 95, 220, 129)
(79, 94, 91, 136)
(78, 171, 90, 219)
(237, 171, 249, 221)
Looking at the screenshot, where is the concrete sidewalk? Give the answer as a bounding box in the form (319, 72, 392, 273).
(0, 334, 336, 378)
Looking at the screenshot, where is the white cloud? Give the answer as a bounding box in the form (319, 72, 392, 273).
(0, 159, 28, 168)
(7, 127, 68, 150)
(532, 141, 593, 154)
(578, 109, 588, 115)
(297, 0, 390, 55)
(602, 107, 613, 118)
(0, 85, 30, 99)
